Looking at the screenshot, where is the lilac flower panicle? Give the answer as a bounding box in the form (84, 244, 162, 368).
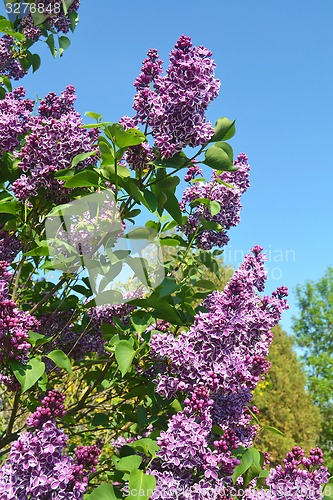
(37, 311, 104, 362)
(19, 1, 81, 40)
(0, 87, 34, 155)
(245, 447, 329, 500)
(0, 258, 39, 390)
(0, 35, 27, 80)
(26, 390, 66, 428)
(123, 35, 220, 166)
(12, 85, 99, 202)
(0, 230, 21, 263)
(0, 419, 101, 498)
(148, 247, 289, 496)
(180, 153, 250, 250)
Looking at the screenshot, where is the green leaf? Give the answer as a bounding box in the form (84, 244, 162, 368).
(82, 122, 111, 129)
(106, 124, 146, 148)
(209, 200, 221, 216)
(194, 279, 216, 289)
(85, 111, 103, 121)
(152, 277, 179, 298)
(45, 34, 57, 57)
(232, 448, 259, 484)
(84, 483, 119, 500)
(71, 151, 98, 168)
(0, 201, 18, 214)
(160, 237, 180, 247)
(130, 314, 153, 335)
(163, 192, 183, 225)
(37, 371, 48, 392)
(0, 19, 12, 31)
(264, 425, 284, 436)
(68, 10, 79, 31)
(158, 151, 189, 169)
(115, 455, 142, 473)
(158, 176, 180, 192)
(64, 170, 99, 188)
(10, 357, 45, 393)
(143, 189, 157, 212)
(213, 141, 234, 162)
(92, 413, 109, 427)
(210, 117, 236, 142)
(127, 470, 156, 500)
(46, 350, 72, 374)
(58, 35, 71, 56)
(30, 53, 41, 73)
(62, 0, 76, 15)
(28, 331, 51, 347)
(128, 438, 160, 458)
(31, 10, 49, 26)
(115, 340, 135, 377)
(131, 298, 184, 325)
(203, 145, 234, 171)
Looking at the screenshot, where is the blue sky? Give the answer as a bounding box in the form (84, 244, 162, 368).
(2, 0, 333, 334)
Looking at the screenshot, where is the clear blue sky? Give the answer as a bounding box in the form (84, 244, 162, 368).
(2, 0, 333, 334)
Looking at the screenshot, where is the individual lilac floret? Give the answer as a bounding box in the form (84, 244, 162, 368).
(0, 87, 34, 155)
(26, 390, 66, 428)
(12, 85, 99, 202)
(0, 35, 27, 80)
(180, 153, 250, 250)
(244, 447, 329, 500)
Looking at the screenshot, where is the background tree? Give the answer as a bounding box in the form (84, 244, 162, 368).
(293, 267, 333, 472)
(253, 324, 321, 465)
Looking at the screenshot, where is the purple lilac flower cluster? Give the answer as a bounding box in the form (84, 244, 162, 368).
(245, 447, 329, 500)
(148, 246, 289, 497)
(37, 311, 104, 361)
(139, 35, 220, 158)
(0, 422, 100, 499)
(0, 35, 27, 80)
(120, 35, 220, 169)
(0, 390, 101, 498)
(0, 230, 21, 263)
(12, 85, 99, 202)
(26, 389, 66, 428)
(184, 160, 203, 182)
(180, 152, 250, 250)
(0, 87, 33, 155)
(0, 253, 39, 390)
(55, 190, 125, 259)
(20, 0, 80, 40)
(88, 290, 141, 329)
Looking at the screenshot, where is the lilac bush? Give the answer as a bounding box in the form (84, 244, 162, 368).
(0, 8, 329, 500)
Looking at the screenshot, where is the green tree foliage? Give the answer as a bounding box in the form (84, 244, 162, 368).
(253, 325, 321, 466)
(293, 267, 333, 471)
